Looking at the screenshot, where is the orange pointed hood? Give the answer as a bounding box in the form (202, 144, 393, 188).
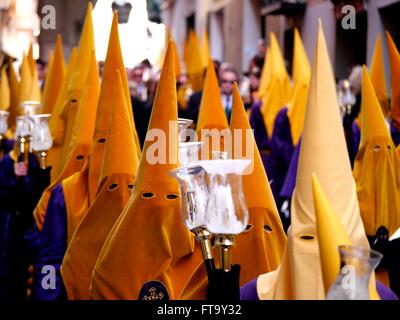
(386, 32, 400, 130)
(61, 70, 139, 300)
(230, 83, 287, 281)
(196, 59, 229, 158)
(88, 10, 140, 204)
(18, 54, 33, 104)
(91, 42, 202, 300)
(41, 34, 65, 114)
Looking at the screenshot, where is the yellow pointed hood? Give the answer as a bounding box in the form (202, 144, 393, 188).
(91, 42, 202, 300)
(312, 173, 380, 299)
(197, 59, 228, 131)
(257, 46, 271, 99)
(291, 28, 310, 85)
(7, 61, 19, 129)
(41, 34, 65, 114)
(386, 32, 400, 129)
(261, 33, 291, 138)
(67, 2, 94, 102)
(201, 31, 211, 69)
(196, 59, 229, 158)
(99, 70, 139, 185)
(61, 70, 138, 300)
(230, 83, 287, 280)
(18, 54, 33, 104)
(369, 33, 389, 116)
(287, 28, 310, 146)
(353, 66, 400, 238)
(27, 43, 35, 75)
(171, 38, 181, 78)
(187, 31, 204, 91)
(88, 10, 140, 204)
(312, 173, 352, 293)
(0, 67, 10, 110)
(30, 60, 41, 102)
(33, 50, 100, 230)
(257, 21, 371, 300)
(360, 65, 391, 144)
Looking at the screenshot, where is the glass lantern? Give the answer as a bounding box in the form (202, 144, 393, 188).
(31, 114, 53, 169)
(15, 115, 34, 161)
(179, 141, 204, 166)
(0, 110, 9, 135)
(19, 101, 42, 116)
(169, 164, 214, 275)
(198, 159, 251, 271)
(178, 118, 194, 143)
(326, 245, 383, 300)
(0, 110, 9, 153)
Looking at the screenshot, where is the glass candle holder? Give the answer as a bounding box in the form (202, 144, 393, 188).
(326, 245, 383, 300)
(31, 114, 53, 169)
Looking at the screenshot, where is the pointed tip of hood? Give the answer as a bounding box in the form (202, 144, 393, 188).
(361, 65, 391, 144)
(196, 59, 228, 131)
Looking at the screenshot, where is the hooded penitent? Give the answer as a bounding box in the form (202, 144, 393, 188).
(33, 49, 99, 230)
(61, 11, 140, 242)
(286, 28, 310, 146)
(196, 59, 229, 158)
(61, 70, 139, 300)
(256, 21, 375, 300)
(41, 34, 65, 114)
(260, 33, 291, 138)
(230, 83, 287, 282)
(386, 32, 400, 131)
(353, 66, 400, 238)
(91, 42, 202, 300)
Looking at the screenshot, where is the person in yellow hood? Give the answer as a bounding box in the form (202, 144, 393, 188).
(249, 20, 376, 300)
(353, 66, 400, 296)
(181, 84, 287, 300)
(262, 29, 311, 229)
(91, 42, 203, 300)
(33, 3, 96, 230)
(61, 70, 139, 300)
(31, 50, 100, 300)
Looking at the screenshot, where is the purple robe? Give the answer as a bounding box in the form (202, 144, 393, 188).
(33, 184, 67, 300)
(240, 278, 399, 300)
(391, 121, 400, 146)
(0, 152, 46, 300)
(280, 139, 301, 200)
(0, 138, 14, 157)
(265, 107, 294, 209)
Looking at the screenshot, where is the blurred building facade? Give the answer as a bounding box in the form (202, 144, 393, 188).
(160, 0, 400, 81)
